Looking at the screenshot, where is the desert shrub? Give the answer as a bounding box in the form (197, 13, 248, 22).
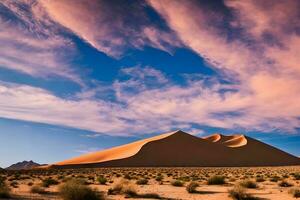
(171, 180, 184, 187)
(0, 182, 10, 198)
(155, 175, 163, 182)
(136, 178, 148, 185)
(108, 179, 136, 196)
(255, 177, 265, 182)
(97, 176, 107, 185)
(289, 188, 300, 198)
(186, 182, 199, 193)
(27, 182, 34, 186)
(293, 173, 300, 180)
(208, 175, 226, 185)
(42, 177, 59, 187)
(240, 180, 258, 189)
(228, 185, 257, 200)
(269, 176, 280, 182)
(279, 180, 293, 187)
(10, 181, 18, 188)
(31, 185, 47, 194)
(59, 179, 105, 200)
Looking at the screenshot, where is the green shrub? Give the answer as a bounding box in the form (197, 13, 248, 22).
(208, 176, 226, 185)
(97, 176, 107, 185)
(171, 180, 184, 187)
(42, 178, 59, 187)
(228, 185, 257, 200)
(186, 182, 199, 193)
(289, 188, 300, 198)
(279, 180, 293, 187)
(136, 179, 148, 185)
(59, 179, 105, 200)
(240, 180, 258, 189)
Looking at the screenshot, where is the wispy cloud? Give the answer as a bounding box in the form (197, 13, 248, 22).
(40, 0, 180, 57)
(0, 0, 81, 83)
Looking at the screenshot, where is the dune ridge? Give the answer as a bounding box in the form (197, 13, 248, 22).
(202, 133, 247, 147)
(55, 130, 177, 165)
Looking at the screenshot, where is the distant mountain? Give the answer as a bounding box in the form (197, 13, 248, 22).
(52, 130, 300, 168)
(6, 160, 42, 170)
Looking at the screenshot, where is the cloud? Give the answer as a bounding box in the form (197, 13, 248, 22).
(0, 0, 81, 83)
(146, 0, 300, 132)
(40, 0, 180, 57)
(0, 0, 299, 136)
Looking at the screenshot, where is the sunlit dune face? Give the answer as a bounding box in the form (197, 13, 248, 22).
(203, 134, 247, 148)
(55, 130, 177, 165)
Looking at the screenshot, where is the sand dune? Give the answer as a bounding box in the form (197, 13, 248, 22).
(55, 130, 176, 165)
(52, 130, 300, 168)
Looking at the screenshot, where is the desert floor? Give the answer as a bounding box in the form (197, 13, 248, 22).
(1, 166, 300, 200)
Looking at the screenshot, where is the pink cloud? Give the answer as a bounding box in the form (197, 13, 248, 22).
(40, 0, 180, 57)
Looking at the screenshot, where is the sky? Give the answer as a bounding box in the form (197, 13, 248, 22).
(0, 0, 300, 168)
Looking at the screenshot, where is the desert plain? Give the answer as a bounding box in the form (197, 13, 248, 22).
(1, 166, 300, 200)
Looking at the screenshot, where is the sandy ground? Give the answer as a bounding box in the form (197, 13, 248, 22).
(2, 166, 300, 200)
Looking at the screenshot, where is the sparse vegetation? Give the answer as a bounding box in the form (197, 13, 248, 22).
(229, 185, 257, 200)
(289, 188, 300, 198)
(42, 177, 59, 187)
(171, 180, 184, 187)
(97, 176, 107, 185)
(59, 179, 105, 200)
(279, 180, 293, 187)
(208, 175, 226, 185)
(186, 181, 199, 193)
(240, 180, 258, 189)
(136, 178, 148, 185)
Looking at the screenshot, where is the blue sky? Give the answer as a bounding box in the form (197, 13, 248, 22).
(0, 0, 300, 167)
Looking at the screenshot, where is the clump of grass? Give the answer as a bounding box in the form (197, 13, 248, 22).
(97, 176, 107, 185)
(289, 188, 300, 198)
(30, 185, 48, 194)
(269, 176, 280, 182)
(108, 179, 137, 196)
(240, 180, 258, 189)
(255, 176, 265, 182)
(171, 180, 184, 187)
(207, 175, 226, 185)
(279, 180, 293, 187)
(228, 185, 257, 200)
(42, 177, 59, 187)
(59, 179, 105, 200)
(136, 178, 148, 185)
(186, 182, 199, 193)
(155, 175, 163, 182)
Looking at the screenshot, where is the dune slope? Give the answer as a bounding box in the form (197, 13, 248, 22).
(53, 130, 300, 168)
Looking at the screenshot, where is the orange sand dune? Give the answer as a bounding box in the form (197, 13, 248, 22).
(55, 130, 176, 165)
(52, 130, 300, 168)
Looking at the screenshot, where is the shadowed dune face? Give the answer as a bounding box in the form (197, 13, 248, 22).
(53, 130, 300, 168)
